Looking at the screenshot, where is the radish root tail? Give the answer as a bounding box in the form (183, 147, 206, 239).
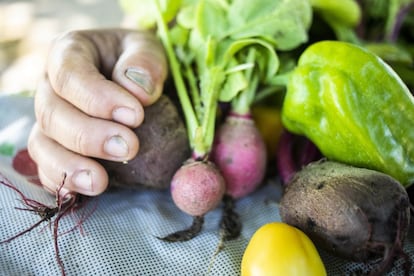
(158, 216, 204, 242)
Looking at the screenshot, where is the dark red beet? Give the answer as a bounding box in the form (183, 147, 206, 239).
(12, 148, 41, 185)
(100, 95, 190, 189)
(280, 160, 411, 275)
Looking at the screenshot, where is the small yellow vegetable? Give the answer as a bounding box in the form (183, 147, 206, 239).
(241, 222, 327, 276)
(251, 106, 283, 157)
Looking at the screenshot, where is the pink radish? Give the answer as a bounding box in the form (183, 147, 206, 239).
(159, 159, 226, 242)
(171, 159, 226, 216)
(154, 5, 272, 241)
(211, 112, 267, 199)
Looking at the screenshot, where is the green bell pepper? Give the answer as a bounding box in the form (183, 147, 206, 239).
(281, 40, 414, 187)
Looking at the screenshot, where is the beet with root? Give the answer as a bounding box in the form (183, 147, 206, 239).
(279, 160, 411, 275)
(101, 95, 190, 189)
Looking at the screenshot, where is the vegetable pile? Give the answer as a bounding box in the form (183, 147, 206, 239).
(120, 0, 313, 240)
(118, 0, 414, 273)
(1, 0, 414, 275)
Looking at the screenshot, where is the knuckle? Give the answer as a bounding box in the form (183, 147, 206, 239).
(48, 31, 90, 97)
(81, 82, 104, 115)
(27, 126, 38, 160)
(51, 30, 85, 54)
(27, 124, 39, 149)
(73, 128, 91, 156)
(34, 94, 55, 134)
(52, 64, 72, 97)
(52, 29, 79, 44)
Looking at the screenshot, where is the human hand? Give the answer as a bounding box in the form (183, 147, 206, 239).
(28, 29, 168, 196)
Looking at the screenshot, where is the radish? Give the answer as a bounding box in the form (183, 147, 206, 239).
(211, 47, 269, 199)
(160, 159, 225, 242)
(152, 0, 283, 241)
(154, 3, 228, 241)
(210, 111, 267, 242)
(171, 159, 225, 216)
(211, 112, 267, 199)
(210, 47, 268, 241)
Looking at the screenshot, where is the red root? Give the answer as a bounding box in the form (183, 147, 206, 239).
(0, 173, 95, 276)
(367, 201, 412, 276)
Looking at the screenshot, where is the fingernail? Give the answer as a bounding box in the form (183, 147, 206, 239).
(104, 135, 129, 158)
(72, 170, 92, 192)
(112, 107, 137, 126)
(125, 68, 154, 95)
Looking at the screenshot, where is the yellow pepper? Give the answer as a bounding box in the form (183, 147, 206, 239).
(241, 222, 327, 276)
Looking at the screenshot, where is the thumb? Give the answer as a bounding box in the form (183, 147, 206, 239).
(112, 31, 168, 106)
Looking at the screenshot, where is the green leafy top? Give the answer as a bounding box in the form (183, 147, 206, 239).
(120, 0, 312, 157)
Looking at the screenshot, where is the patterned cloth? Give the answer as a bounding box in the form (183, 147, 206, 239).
(0, 95, 413, 275)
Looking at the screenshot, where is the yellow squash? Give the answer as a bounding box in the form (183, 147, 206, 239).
(241, 222, 327, 276)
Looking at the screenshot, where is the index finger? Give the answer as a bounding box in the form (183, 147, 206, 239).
(46, 29, 165, 127)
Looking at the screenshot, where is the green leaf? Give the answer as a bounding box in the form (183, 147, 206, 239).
(219, 58, 248, 102)
(195, 0, 229, 40)
(365, 43, 413, 64)
(226, 0, 312, 50)
(224, 38, 280, 81)
(169, 25, 190, 47)
(176, 3, 197, 28)
(217, 38, 280, 103)
(119, 0, 182, 29)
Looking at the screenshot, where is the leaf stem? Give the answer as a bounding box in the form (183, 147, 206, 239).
(231, 48, 258, 115)
(199, 67, 222, 156)
(154, 0, 199, 146)
(184, 62, 202, 121)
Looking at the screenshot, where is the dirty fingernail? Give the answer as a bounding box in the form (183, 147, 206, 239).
(125, 68, 154, 95)
(104, 135, 129, 158)
(112, 106, 138, 126)
(72, 170, 92, 192)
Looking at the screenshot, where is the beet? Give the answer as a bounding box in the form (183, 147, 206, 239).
(100, 95, 190, 189)
(279, 160, 411, 275)
(12, 148, 41, 185)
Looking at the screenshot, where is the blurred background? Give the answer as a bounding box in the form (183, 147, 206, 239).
(0, 0, 125, 94)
